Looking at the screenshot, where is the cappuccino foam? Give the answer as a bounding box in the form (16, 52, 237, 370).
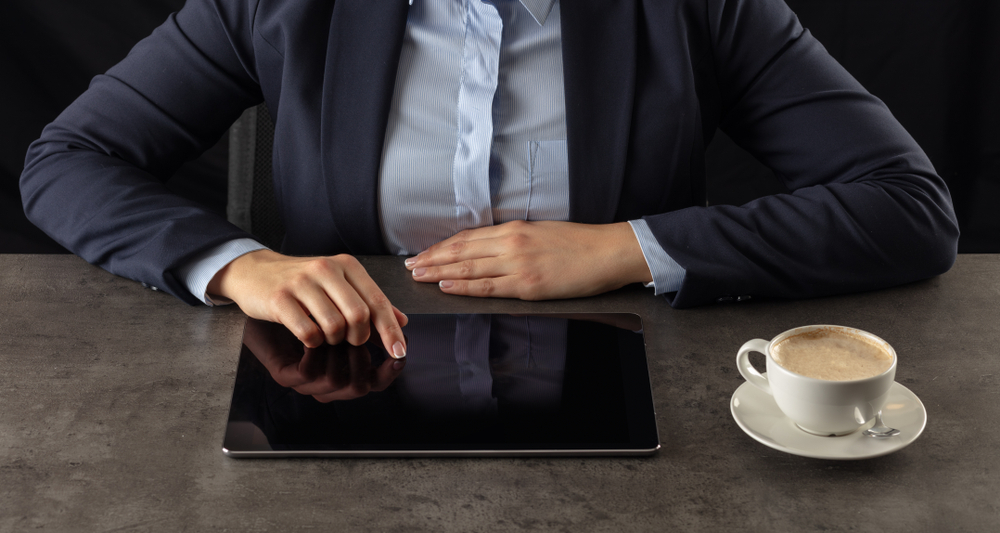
(771, 329, 892, 381)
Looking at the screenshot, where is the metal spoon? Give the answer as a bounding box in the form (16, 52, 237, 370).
(863, 410, 900, 438)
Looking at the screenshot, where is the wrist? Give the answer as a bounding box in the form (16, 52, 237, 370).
(207, 248, 280, 301)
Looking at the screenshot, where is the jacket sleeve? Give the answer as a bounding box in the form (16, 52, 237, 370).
(643, 0, 959, 307)
(20, 0, 263, 305)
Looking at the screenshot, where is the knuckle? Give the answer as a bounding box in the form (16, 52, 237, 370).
(507, 232, 530, 248)
(367, 292, 391, 310)
(305, 257, 335, 276)
(522, 271, 543, 287)
(458, 260, 475, 278)
(268, 288, 295, 310)
(315, 311, 345, 331)
(447, 240, 466, 256)
(379, 321, 403, 340)
(333, 254, 362, 272)
(342, 302, 371, 325)
(517, 272, 544, 301)
(517, 273, 545, 301)
(477, 278, 496, 297)
(328, 331, 346, 345)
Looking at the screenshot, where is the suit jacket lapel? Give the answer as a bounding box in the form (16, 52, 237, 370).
(560, 0, 637, 223)
(321, 0, 409, 254)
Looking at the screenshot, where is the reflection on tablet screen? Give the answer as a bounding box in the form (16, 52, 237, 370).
(223, 313, 659, 457)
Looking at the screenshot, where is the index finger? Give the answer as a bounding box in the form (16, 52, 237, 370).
(341, 261, 408, 359)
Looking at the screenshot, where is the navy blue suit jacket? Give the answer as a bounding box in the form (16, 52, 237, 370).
(21, 0, 959, 307)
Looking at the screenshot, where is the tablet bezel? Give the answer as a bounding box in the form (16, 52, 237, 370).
(222, 312, 660, 457)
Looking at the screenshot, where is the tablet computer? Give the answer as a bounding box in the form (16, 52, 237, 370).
(222, 313, 659, 457)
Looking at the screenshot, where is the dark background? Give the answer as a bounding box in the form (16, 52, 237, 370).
(1, 0, 227, 253)
(2, 0, 998, 254)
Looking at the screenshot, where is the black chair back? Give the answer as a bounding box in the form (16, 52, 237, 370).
(227, 103, 285, 250)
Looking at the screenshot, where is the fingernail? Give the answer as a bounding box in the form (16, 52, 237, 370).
(392, 341, 406, 359)
(439, 280, 454, 289)
(404, 257, 417, 267)
(412, 267, 426, 277)
(393, 359, 406, 370)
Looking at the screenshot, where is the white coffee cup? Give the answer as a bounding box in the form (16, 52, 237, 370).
(736, 325, 897, 436)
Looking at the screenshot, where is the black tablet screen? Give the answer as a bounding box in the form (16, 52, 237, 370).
(223, 313, 659, 457)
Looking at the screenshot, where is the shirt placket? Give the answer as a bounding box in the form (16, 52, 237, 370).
(452, 0, 503, 231)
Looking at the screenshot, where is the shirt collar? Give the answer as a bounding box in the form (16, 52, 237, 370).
(518, 0, 557, 26)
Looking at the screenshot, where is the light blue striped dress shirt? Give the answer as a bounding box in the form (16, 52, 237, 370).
(179, 0, 685, 305)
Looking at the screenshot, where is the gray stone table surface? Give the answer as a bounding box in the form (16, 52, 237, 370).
(2, 254, 998, 532)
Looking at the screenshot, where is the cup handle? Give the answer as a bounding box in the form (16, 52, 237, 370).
(737, 339, 772, 395)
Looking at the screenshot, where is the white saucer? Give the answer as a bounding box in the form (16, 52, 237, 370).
(730, 380, 927, 460)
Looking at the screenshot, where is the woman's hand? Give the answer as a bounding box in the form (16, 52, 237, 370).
(405, 220, 653, 300)
(208, 250, 408, 355)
